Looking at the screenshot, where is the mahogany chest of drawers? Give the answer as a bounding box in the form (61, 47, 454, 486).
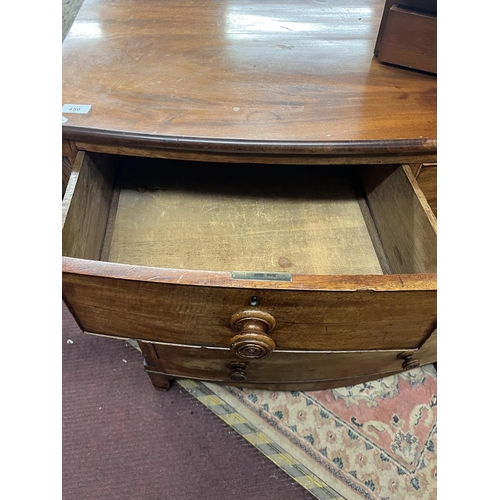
(62, 0, 437, 391)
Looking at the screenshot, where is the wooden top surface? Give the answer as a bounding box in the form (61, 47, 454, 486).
(62, 0, 437, 154)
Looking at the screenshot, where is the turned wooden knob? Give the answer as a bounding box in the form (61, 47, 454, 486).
(229, 310, 276, 359)
(402, 357, 421, 370)
(228, 363, 248, 382)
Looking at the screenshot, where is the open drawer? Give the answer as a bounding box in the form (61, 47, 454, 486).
(62, 152, 436, 356)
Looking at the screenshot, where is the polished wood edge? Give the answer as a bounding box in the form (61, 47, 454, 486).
(76, 142, 437, 166)
(82, 143, 437, 165)
(62, 257, 437, 291)
(62, 126, 437, 156)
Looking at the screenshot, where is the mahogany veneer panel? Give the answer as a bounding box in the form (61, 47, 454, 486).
(148, 342, 417, 384)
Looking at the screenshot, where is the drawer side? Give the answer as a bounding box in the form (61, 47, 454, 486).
(62, 152, 116, 260)
(361, 165, 436, 274)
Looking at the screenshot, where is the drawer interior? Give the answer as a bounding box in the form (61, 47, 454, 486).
(62, 152, 436, 276)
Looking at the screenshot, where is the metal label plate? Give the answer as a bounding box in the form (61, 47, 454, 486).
(231, 271, 292, 282)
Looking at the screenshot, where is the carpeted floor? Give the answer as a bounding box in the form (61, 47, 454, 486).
(63, 304, 314, 500)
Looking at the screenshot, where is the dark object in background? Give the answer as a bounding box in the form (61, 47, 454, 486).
(374, 0, 437, 74)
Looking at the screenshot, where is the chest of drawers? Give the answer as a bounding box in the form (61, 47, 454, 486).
(62, 0, 437, 390)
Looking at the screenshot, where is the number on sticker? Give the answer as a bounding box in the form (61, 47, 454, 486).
(62, 104, 92, 114)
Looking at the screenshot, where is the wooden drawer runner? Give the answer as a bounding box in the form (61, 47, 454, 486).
(63, 152, 436, 352)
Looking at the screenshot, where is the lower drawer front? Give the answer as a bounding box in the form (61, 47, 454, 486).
(150, 343, 416, 384)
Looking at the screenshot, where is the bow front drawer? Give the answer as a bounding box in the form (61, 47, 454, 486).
(140, 341, 422, 388)
(63, 152, 436, 353)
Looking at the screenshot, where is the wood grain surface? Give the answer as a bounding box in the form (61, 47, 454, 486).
(148, 341, 417, 383)
(362, 164, 437, 273)
(62, 271, 436, 351)
(375, 2, 437, 74)
(62, 0, 437, 155)
(62, 152, 115, 260)
(106, 161, 383, 275)
(416, 163, 437, 216)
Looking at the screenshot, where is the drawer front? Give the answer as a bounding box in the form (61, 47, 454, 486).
(147, 342, 418, 384)
(63, 158, 436, 353)
(63, 273, 436, 351)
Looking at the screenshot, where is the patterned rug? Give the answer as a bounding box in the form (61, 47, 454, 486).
(180, 366, 437, 500)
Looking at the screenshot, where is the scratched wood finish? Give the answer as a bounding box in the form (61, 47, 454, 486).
(139, 330, 437, 391)
(61, 0, 436, 156)
(63, 256, 436, 291)
(137, 337, 420, 391)
(106, 160, 382, 275)
(145, 342, 415, 384)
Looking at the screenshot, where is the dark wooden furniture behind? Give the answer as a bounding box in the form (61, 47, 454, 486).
(62, 0, 437, 391)
(374, 0, 437, 74)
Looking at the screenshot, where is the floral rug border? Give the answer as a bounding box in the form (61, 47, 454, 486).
(201, 365, 437, 500)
